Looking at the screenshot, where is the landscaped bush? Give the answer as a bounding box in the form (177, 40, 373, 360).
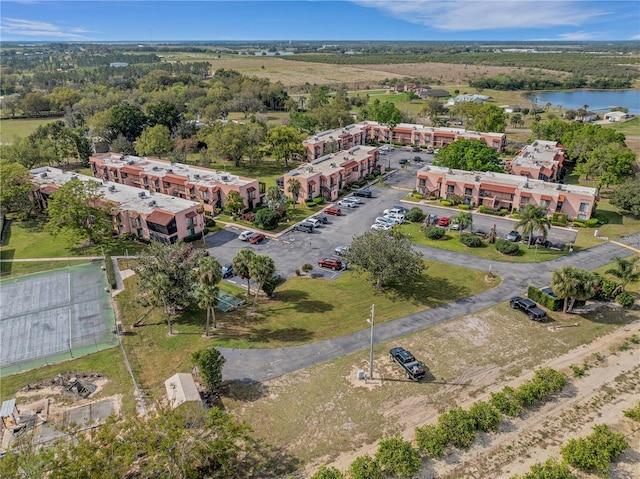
(495, 239, 520, 255)
(439, 199, 453, 206)
(413, 193, 423, 200)
(375, 435, 422, 479)
(478, 206, 509, 216)
(366, 174, 375, 181)
(511, 458, 575, 479)
(585, 218, 599, 227)
(424, 226, 446, 240)
(347, 455, 380, 479)
(528, 285, 564, 311)
(182, 228, 209, 243)
(616, 292, 635, 308)
(561, 425, 628, 476)
(204, 216, 216, 228)
(104, 255, 117, 290)
(253, 209, 280, 230)
(594, 212, 609, 224)
(428, 195, 437, 200)
(437, 407, 477, 450)
(552, 212, 568, 226)
(313, 196, 325, 205)
(457, 204, 472, 210)
(469, 401, 501, 433)
(490, 386, 523, 417)
(310, 465, 344, 479)
(305, 201, 316, 207)
(415, 424, 448, 458)
(261, 274, 282, 297)
(572, 219, 585, 227)
(406, 207, 425, 223)
(592, 273, 621, 300)
(460, 233, 483, 248)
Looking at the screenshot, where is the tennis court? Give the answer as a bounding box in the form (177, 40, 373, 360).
(1, 262, 117, 376)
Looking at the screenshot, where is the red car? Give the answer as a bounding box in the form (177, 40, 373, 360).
(324, 207, 341, 216)
(318, 257, 343, 270)
(437, 216, 449, 227)
(248, 232, 266, 244)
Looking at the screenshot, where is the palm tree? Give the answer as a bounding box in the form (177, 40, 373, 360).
(195, 256, 222, 336)
(233, 248, 256, 297)
(248, 254, 276, 313)
(287, 178, 301, 209)
(265, 185, 286, 211)
(148, 272, 174, 334)
(605, 256, 640, 293)
(515, 204, 551, 248)
(552, 266, 580, 313)
(455, 212, 472, 236)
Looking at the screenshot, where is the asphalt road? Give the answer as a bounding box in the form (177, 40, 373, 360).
(209, 181, 638, 383)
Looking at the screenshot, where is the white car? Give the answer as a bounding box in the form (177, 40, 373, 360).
(238, 230, 256, 241)
(347, 196, 364, 204)
(303, 218, 322, 228)
(375, 216, 395, 226)
(383, 207, 408, 216)
(371, 223, 393, 231)
(385, 213, 405, 224)
(337, 198, 359, 208)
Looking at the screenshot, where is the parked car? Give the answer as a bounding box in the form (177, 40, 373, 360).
(375, 216, 395, 226)
(379, 145, 394, 152)
(507, 230, 522, 242)
(294, 222, 314, 233)
(510, 296, 547, 321)
(450, 218, 460, 230)
(385, 213, 406, 224)
(427, 214, 439, 225)
(371, 223, 393, 231)
(303, 218, 322, 228)
(383, 207, 408, 216)
(411, 146, 421, 152)
(337, 198, 359, 208)
(314, 213, 329, 224)
(238, 230, 256, 241)
(248, 232, 266, 244)
(221, 264, 234, 278)
(437, 216, 449, 227)
(472, 227, 486, 237)
(318, 257, 343, 270)
(413, 156, 423, 162)
(353, 189, 373, 198)
(347, 196, 364, 204)
(324, 207, 341, 216)
(334, 245, 349, 256)
(389, 347, 426, 381)
(398, 158, 409, 165)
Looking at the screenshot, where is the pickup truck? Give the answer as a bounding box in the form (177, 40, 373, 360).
(389, 347, 427, 381)
(510, 296, 547, 321)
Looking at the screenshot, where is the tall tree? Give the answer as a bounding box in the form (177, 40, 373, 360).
(514, 204, 551, 248)
(344, 229, 425, 288)
(0, 161, 36, 218)
(135, 241, 204, 334)
(146, 100, 181, 131)
(421, 97, 446, 120)
(287, 178, 301, 208)
(605, 256, 640, 293)
(107, 103, 147, 142)
(433, 139, 504, 172)
(45, 179, 112, 245)
(551, 266, 597, 313)
(265, 185, 286, 211)
(264, 125, 306, 168)
(455, 212, 473, 236)
(248, 254, 276, 312)
(198, 121, 251, 167)
(367, 100, 403, 141)
(233, 248, 256, 297)
(194, 256, 223, 335)
(135, 124, 173, 158)
(575, 142, 636, 194)
(610, 178, 640, 217)
(191, 347, 226, 393)
(223, 191, 246, 216)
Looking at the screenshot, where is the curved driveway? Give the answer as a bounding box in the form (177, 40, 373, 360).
(218, 233, 640, 383)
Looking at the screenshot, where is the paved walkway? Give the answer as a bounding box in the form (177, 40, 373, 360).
(218, 232, 640, 383)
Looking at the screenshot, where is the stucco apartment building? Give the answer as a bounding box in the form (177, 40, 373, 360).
(507, 140, 566, 182)
(30, 167, 204, 243)
(416, 165, 597, 220)
(277, 145, 379, 204)
(89, 153, 263, 214)
(303, 121, 506, 160)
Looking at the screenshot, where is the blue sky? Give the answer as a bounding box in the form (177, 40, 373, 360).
(1, 1, 639, 42)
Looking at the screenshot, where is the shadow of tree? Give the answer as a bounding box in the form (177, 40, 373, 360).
(385, 274, 470, 307)
(293, 300, 334, 314)
(247, 327, 314, 343)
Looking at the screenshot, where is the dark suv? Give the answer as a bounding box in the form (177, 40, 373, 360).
(353, 189, 372, 198)
(510, 296, 547, 321)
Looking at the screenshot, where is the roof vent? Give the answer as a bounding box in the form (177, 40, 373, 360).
(108, 185, 116, 192)
(193, 173, 200, 179)
(127, 160, 135, 165)
(148, 200, 157, 207)
(221, 175, 229, 181)
(40, 172, 48, 178)
(120, 155, 125, 160)
(152, 166, 159, 171)
(138, 191, 147, 198)
(556, 184, 563, 190)
(166, 169, 173, 173)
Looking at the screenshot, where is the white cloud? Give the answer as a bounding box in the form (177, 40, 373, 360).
(1, 18, 91, 39)
(630, 34, 640, 40)
(556, 30, 602, 41)
(351, 0, 607, 32)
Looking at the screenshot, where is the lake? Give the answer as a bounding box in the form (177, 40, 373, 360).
(525, 90, 640, 115)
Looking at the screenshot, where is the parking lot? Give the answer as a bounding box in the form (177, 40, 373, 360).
(205, 181, 579, 288)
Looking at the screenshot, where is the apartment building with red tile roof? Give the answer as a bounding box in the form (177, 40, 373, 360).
(508, 140, 566, 182)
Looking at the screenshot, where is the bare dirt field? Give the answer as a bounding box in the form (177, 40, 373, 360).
(226, 303, 640, 478)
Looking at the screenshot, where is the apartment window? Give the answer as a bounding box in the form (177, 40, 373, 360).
(188, 227, 195, 236)
(520, 196, 529, 205)
(447, 185, 454, 193)
(464, 187, 472, 196)
(186, 217, 195, 228)
(121, 172, 128, 179)
(189, 187, 195, 196)
(419, 179, 426, 187)
(136, 228, 143, 237)
(577, 214, 587, 220)
(579, 202, 589, 212)
(143, 177, 149, 186)
(154, 180, 160, 188)
(541, 199, 550, 208)
(202, 190, 209, 199)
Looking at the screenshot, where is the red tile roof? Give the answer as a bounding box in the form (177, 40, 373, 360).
(146, 210, 175, 226)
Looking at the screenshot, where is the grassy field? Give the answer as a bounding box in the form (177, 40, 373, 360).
(0, 348, 137, 415)
(0, 117, 62, 144)
(115, 259, 497, 395)
(602, 117, 640, 136)
(185, 154, 289, 189)
(225, 301, 639, 466)
(0, 259, 92, 278)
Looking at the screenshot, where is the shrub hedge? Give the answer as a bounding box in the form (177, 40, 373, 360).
(616, 292, 635, 308)
(478, 205, 509, 216)
(406, 207, 425, 223)
(424, 226, 446, 240)
(460, 233, 483, 247)
(594, 212, 609, 224)
(104, 255, 117, 290)
(439, 199, 453, 206)
(528, 285, 564, 311)
(551, 212, 568, 226)
(585, 218, 599, 227)
(592, 273, 621, 300)
(413, 193, 423, 200)
(182, 228, 209, 243)
(313, 197, 325, 205)
(457, 204, 473, 210)
(495, 238, 519, 255)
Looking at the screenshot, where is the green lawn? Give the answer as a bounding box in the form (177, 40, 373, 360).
(398, 221, 570, 262)
(216, 202, 329, 233)
(185, 155, 289, 189)
(0, 117, 62, 144)
(115, 259, 498, 394)
(602, 117, 640, 136)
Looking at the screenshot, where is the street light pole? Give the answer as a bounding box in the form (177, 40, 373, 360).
(367, 304, 375, 380)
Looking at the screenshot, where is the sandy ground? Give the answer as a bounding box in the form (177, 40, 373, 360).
(327, 319, 640, 478)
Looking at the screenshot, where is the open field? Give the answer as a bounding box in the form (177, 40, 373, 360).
(114, 260, 496, 395)
(0, 117, 61, 144)
(225, 303, 639, 477)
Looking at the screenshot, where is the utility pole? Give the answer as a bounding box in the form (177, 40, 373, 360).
(367, 304, 375, 380)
